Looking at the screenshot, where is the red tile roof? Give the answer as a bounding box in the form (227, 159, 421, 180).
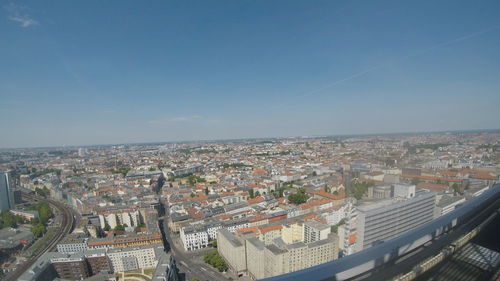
(236, 226, 259, 235)
(247, 196, 265, 205)
(259, 225, 283, 234)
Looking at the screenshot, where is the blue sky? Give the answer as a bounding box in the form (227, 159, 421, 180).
(1, 0, 500, 148)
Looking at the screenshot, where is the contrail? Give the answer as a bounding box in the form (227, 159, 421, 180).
(272, 23, 500, 109)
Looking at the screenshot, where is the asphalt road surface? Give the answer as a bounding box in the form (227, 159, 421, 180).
(162, 200, 233, 281)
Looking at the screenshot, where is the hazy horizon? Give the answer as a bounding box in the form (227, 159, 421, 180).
(2, 0, 500, 148)
(1, 128, 499, 150)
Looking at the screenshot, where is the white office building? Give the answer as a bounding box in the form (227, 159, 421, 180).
(355, 190, 436, 252)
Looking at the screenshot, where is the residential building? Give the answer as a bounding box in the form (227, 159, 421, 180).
(179, 224, 209, 251)
(107, 245, 159, 272)
(218, 230, 339, 279)
(50, 250, 111, 280)
(281, 222, 304, 244)
(303, 220, 331, 244)
(56, 234, 89, 253)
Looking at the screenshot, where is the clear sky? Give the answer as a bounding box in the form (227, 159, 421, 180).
(1, 0, 500, 148)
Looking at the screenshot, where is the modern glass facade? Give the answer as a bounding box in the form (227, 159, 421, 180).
(0, 171, 14, 210)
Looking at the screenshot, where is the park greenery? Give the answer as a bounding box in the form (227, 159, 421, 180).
(188, 174, 206, 186)
(35, 186, 50, 198)
(351, 181, 374, 200)
(288, 188, 309, 205)
(113, 224, 126, 232)
(203, 250, 228, 272)
(1, 202, 53, 237)
(403, 142, 450, 154)
(110, 167, 130, 176)
(452, 183, 464, 195)
(248, 189, 261, 199)
(28, 202, 53, 225)
(0, 211, 24, 229)
(168, 173, 205, 184)
(31, 223, 46, 237)
(28, 201, 54, 237)
(271, 182, 295, 199)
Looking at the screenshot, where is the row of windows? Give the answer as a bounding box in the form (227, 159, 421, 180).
(365, 212, 432, 240)
(365, 204, 434, 227)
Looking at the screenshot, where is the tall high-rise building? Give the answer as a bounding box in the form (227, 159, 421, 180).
(0, 171, 15, 210)
(355, 190, 436, 252)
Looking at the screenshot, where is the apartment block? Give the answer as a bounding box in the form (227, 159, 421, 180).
(303, 220, 331, 244)
(50, 250, 111, 280)
(56, 234, 89, 253)
(179, 218, 249, 251)
(107, 245, 159, 272)
(217, 229, 339, 279)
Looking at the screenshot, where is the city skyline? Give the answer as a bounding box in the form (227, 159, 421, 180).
(2, 0, 500, 148)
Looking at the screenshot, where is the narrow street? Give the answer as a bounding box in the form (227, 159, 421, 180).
(161, 201, 234, 281)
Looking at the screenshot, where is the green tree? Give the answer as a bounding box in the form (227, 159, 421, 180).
(203, 251, 228, 272)
(35, 186, 50, 198)
(0, 211, 18, 228)
(38, 203, 53, 225)
(30, 217, 40, 225)
(451, 183, 463, 195)
(114, 224, 125, 232)
(288, 188, 309, 205)
(31, 223, 46, 237)
(351, 181, 373, 200)
(28, 202, 53, 225)
(248, 189, 255, 199)
(204, 187, 209, 195)
(209, 240, 217, 248)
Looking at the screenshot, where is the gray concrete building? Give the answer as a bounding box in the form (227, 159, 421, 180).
(355, 190, 436, 252)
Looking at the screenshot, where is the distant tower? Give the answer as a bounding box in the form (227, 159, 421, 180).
(78, 147, 86, 157)
(0, 171, 15, 210)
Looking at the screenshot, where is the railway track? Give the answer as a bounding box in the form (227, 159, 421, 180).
(2, 192, 75, 281)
